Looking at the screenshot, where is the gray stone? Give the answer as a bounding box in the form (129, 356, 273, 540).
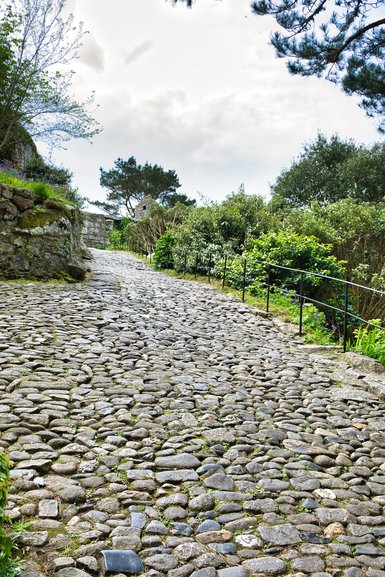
(197, 520, 221, 533)
(144, 554, 177, 571)
(112, 535, 141, 551)
(203, 473, 234, 491)
(56, 570, 93, 577)
(174, 542, 207, 561)
(242, 557, 287, 575)
(218, 568, 246, 577)
(19, 531, 48, 546)
(154, 453, 200, 469)
(291, 556, 325, 573)
(258, 523, 302, 545)
(155, 470, 199, 483)
(315, 508, 351, 525)
(38, 499, 59, 518)
(190, 569, 217, 577)
(189, 494, 215, 511)
(77, 556, 99, 573)
(171, 523, 194, 537)
(163, 506, 187, 520)
(131, 512, 147, 529)
(0, 183, 86, 280)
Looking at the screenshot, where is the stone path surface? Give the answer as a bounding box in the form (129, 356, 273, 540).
(1, 249, 385, 577)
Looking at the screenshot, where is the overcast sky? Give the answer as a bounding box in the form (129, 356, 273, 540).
(51, 0, 380, 206)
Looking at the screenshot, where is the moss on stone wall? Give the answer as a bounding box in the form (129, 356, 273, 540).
(17, 206, 66, 230)
(0, 183, 88, 280)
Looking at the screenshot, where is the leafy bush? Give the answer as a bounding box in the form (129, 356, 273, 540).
(22, 156, 72, 186)
(283, 199, 385, 322)
(353, 321, 385, 366)
(126, 203, 190, 254)
(301, 303, 334, 344)
(226, 231, 345, 295)
(173, 189, 276, 264)
(108, 229, 124, 249)
(0, 452, 20, 577)
(254, 288, 334, 344)
(153, 231, 176, 269)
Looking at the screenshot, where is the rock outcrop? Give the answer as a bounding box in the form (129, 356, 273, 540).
(0, 183, 88, 280)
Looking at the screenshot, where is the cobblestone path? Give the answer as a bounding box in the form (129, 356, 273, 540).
(1, 250, 385, 577)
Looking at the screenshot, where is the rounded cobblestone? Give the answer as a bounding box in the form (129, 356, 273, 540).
(1, 249, 385, 577)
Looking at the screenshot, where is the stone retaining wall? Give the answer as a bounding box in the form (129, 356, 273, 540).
(0, 183, 87, 280)
(81, 212, 114, 248)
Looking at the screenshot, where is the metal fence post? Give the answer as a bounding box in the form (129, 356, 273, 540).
(208, 253, 212, 283)
(222, 255, 227, 289)
(242, 259, 247, 303)
(183, 253, 187, 276)
(266, 264, 271, 312)
(194, 254, 198, 279)
(299, 272, 304, 336)
(343, 281, 349, 352)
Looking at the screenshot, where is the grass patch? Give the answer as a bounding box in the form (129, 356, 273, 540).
(0, 168, 74, 208)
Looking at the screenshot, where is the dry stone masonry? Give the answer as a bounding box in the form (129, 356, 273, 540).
(1, 250, 385, 577)
(81, 213, 116, 249)
(0, 183, 87, 280)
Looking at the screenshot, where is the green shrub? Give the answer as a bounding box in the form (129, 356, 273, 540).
(22, 156, 72, 186)
(108, 229, 124, 249)
(153, 230, 176, 269)
(0, 452, 20, 576)
(226, 231, 345, 296)
(353, 321, 385, 366)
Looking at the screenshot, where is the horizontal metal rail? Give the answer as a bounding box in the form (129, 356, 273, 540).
(217, 255, 385, 352)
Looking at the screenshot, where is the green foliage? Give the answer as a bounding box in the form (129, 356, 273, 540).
(250, 0, 385, 131)
(0, 166, 76, 209)
(161, 192, 196, 208)
(0, 166, 29, 190)
(301, 304, 334, 344)
(108, 229, 124, 249)
(126, 202, 190, 254)
(226, 231, 345, 298)
(283, 198, 385, 320)
(270, 134, 385, 209)
(0, 452, 20, 577)
(98, 156, 181, 217)
(30, 182, 50, 204)
(22, 156, 72, 186)
(173, 188, 276, 270)
(0, 160, 84, 207)
(353, 321, 385, 366)
(0, 0, 100, 157)
(60, 186, 86, 209)
(153, 230, 176, 269)
(107, 217, 134, 249)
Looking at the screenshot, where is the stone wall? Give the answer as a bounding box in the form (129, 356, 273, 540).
(81, 212, 114, 248)
(0, 183, 88, 280)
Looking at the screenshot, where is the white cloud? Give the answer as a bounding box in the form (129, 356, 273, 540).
(123, 41, 154, 66)
(51, 0, 380, 205)
(78, 35, 105, 72)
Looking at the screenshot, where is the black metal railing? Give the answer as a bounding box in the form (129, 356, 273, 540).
(123, 244, 385, 353)
(257, 261, 385, 352)
(180, 252, 385, 353)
